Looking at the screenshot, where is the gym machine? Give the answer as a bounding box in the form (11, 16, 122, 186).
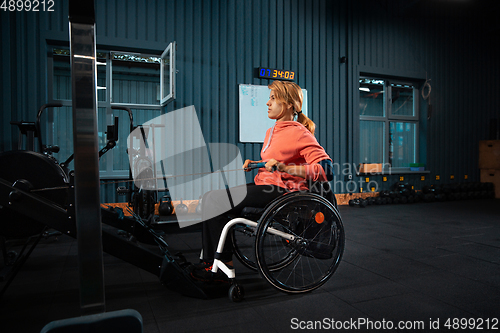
(0, 1, 206, 315)
(1, 97, 206, 300)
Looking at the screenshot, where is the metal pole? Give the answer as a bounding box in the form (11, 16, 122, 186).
(69, 0, 105, 314)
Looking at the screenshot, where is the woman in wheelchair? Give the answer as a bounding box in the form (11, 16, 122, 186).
(191, 80, 334, 283)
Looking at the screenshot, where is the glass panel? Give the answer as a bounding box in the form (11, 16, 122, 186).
(113, 109, 162, 172)
(41, 106, 73, 167)
(359, 78, 385, 117)
(391, 83, 414, 117)
(162, 53, 171, 101)
(97, 53, 107, 102)
(360, 120, 385, 164)
(390, 122, 416, 167)
(53, 49, 71, 100)
(112, 53, 161, 105)
(98, 107, 108, 171)
(161, 42, 176, 105)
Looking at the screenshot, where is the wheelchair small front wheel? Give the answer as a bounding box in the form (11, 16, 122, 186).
(255, 192, 345, 293)
(228, 283, 245, 302)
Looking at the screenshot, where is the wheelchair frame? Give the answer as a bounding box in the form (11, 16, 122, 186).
(211, 191, 345, 302)
(212, 217, 295, 279)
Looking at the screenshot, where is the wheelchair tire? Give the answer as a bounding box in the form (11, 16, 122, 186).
(255, 192, 344, 293)
(231, 222, 300, 272)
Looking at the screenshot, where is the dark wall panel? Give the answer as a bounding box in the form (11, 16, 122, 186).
(1, 0, 499, 202)
(349, 1, 499, 190)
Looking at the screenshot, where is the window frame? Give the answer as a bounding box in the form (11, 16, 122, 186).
(358, 75, 422, 173)
(47, 45, 169, 179)
(160, 41, 176, 106)
(109, 51, 163, 108)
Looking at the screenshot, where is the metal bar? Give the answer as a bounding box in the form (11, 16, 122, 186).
(215, 218, 295, 256)
(69, 0, 105, 314)
(0, 227, 47, 298)
(101, 224, 163, 277)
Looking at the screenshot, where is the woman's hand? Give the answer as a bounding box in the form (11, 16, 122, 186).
(243, 159, 260, 171)
(265, 159, 286, 173)
(266, 159, 307, 178)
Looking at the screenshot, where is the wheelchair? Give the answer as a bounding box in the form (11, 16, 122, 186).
(210, 164, 345, 302)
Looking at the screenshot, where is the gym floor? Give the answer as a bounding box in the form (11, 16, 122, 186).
(1, 199, 499, 333)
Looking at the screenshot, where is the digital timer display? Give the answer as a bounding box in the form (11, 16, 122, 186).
(257, 67, 295, 81)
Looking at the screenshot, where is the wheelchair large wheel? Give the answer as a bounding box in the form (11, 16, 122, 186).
(231, 222, 299, 272)
(255, 192, 344, 293)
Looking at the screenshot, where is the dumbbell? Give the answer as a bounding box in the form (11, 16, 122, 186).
(422, 185, 432, 194)
(196, 196, 203, 214)
(349, 198, 368, 208)
(435, 193, 446, 201)
(424, 193, 435, 202)
(175, 199, 189, 215)
(158, 196, 173, 216)
(367, 197, 376, 205)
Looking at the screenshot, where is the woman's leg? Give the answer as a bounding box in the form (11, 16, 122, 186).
(201, 183, 286, 263)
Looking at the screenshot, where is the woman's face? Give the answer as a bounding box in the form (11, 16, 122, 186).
(267, 90, 292, 121)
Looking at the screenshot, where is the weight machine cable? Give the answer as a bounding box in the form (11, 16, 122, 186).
(27, 166, 253, 193)
(124, 206, 169, 252)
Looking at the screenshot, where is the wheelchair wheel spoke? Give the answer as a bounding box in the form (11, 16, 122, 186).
(256, 192, 345, 293)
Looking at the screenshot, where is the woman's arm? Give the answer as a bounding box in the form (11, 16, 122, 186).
(264, 159, 306, 178)
(265, 158, 333, 181)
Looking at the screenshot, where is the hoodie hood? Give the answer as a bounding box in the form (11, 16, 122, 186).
(262, 121, 307, 153)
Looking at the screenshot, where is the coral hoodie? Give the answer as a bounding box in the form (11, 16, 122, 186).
(254, 121, 332, 191)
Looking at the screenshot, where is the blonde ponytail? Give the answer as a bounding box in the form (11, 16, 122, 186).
(296, 112, 315, 135)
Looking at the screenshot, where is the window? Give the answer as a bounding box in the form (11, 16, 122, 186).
(46, 43, 175, 179)
(160, 41, 176, 105)
(111, 52, 161, 106)
(359, 77, 420, 171)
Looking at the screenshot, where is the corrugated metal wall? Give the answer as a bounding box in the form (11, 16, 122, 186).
(1, 0, 499, 202)
(348, 0, 500, 191)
